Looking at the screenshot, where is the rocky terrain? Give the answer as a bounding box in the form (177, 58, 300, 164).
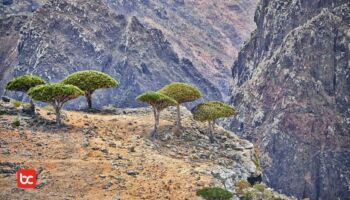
(3, 0, 349, 199)
(106, 0, 259, 98)
(0, 0, 221, 108)
(228, 0, 350, 199)
(0, 0, 259, 106)
(0, 100, 293, 199)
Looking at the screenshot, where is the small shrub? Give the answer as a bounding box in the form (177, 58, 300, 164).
(196, 187, 233, 200)
(12, 100, 22, 108)
(254, 183, 266, 192)
(242, 191, 256, 200)
(262, 190, 274, 199)
(12, 118, 20, 127)
(263, 194, 283, 200)
(0, 109, 6, 115)
(235, 180, 251, 194)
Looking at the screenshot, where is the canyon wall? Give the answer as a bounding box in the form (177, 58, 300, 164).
(229, 0, 350, 199)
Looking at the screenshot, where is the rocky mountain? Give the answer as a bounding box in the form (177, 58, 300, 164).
(0, 0, 219, 108)
(0, 0, 259, 107)
(228, 0, 350, 199)
(0, 100, 293, 199)
(106, 0, 259, 98)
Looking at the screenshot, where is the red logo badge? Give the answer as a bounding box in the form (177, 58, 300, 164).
(16, 169, 36, 189)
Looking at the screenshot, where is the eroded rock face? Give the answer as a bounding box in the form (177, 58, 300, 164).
(0, 0, 223, 108)
(0, 0, 257, 107)
(0, 15, 26, 84)
(106, 0, 259, 99)
(228, 0, 350, 199)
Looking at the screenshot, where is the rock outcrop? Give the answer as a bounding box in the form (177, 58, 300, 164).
(228, 0, 350, 199)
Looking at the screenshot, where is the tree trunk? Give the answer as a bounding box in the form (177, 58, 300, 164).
(212, 119, 216, 131)
(86, 92, 92, 109)
(151, 108, 159, 139)
(175, 104, 181, 133)
(29, 98, 35, 115)
(208, 120, 216, 143)
(54, 105, 61, 126)
(155, 111, 160, 133)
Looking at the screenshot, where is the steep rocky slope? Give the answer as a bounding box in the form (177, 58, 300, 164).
(0, 0, 223, 108)
(107, 0, 259, 97)
(0, 1, 46, 82)
(0, 0, 259, 105)
(228, 0, 350, 199)
(0, 15, 26, 82)
(0, 100, 290, 199)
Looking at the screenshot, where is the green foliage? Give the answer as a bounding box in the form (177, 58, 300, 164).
(12, 117, 20, 127)
(191, 101, 236, 122)
(196, 187, 233, 200)
(159, 82, 202, 104)
(253, 183, 266, 192)
(235, 180, 252, 195)
(136, 91, 177, 110)
(12, 100, 22, 108)
(235, 180, 285, 200)
(6, 75, 45, 92)
(0, 109, 6, 115)
(242, 191, 256, 200)
(262, 190, 280, 200)
(28, 83, 84, 103)
(61, 70, 118, 93)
